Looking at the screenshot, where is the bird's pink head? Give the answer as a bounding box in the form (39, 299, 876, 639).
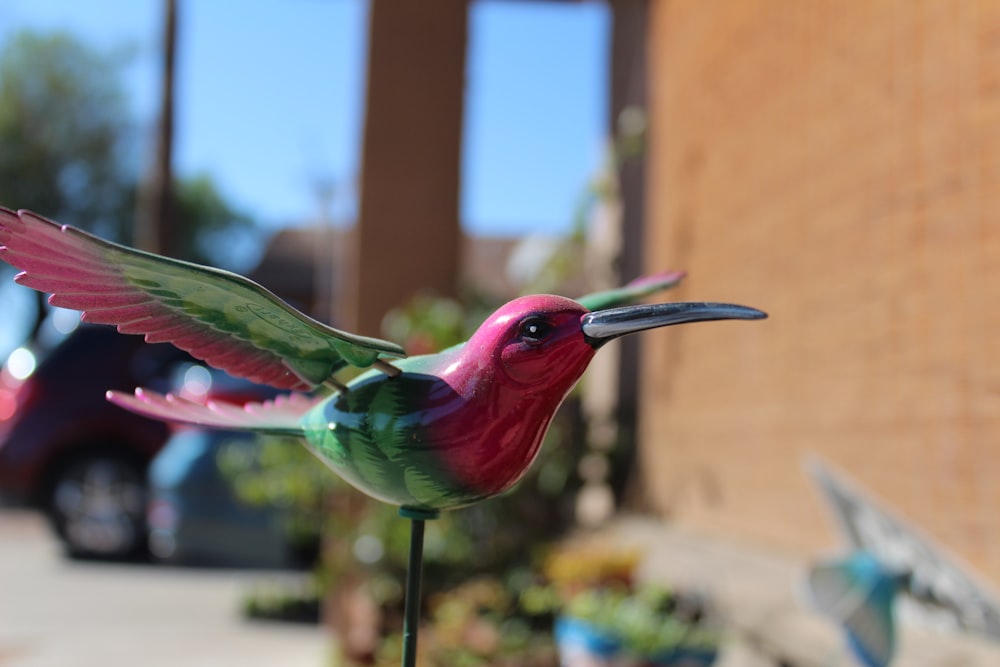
(458, 294, 768, 398)
(431, 293, 765, 505)
(463, 294, 595, 394)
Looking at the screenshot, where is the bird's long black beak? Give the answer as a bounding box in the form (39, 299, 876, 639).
(581, 302, 767, 348)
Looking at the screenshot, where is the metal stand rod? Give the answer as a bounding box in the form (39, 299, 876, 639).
(399, 507, 439, 667)
(402, 518, 425, 667)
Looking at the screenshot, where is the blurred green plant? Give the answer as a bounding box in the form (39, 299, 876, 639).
(373, 577, 558, 667)
(216, 434, 335, 552)
(243, 576, 323, 624)
(381, 292, 478, 356)
(561, 586, 722, 659)
(522, 544, 722, 666)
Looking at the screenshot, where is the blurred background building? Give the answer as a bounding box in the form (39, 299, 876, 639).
(636, 2, 1000, 587)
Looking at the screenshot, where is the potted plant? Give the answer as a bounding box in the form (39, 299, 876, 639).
(540, 547, 722, 666)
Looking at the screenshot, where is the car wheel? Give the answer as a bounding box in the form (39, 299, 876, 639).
(47, 454, 147, 559)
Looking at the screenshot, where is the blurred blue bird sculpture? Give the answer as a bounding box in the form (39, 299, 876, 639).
(808, 551, 910, 667)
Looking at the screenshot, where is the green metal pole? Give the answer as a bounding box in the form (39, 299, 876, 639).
(399, 507, 439, 667)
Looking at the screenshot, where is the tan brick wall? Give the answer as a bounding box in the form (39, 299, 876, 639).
(639, 1, 1000, 582)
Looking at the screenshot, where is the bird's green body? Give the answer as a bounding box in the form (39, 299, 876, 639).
(301, 361, 469, 509)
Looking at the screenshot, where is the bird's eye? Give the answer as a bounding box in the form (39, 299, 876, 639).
(518, 317, 553, 345)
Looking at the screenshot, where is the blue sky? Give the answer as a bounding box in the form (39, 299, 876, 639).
(0, 0, 610, 236)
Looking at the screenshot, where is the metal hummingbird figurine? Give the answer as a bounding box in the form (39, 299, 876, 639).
(808, 551, 911, 667)
(0, 207, 766, 665)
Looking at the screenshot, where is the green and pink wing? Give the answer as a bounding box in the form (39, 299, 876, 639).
(0, 208, 405, 390)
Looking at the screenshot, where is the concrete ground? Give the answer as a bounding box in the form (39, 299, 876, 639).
(0, 510, 329, 667)
(4, 506, 1000, 667)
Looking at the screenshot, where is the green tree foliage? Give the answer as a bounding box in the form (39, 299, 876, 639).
(0, 29, 257, 264)
(0, 28, 258, 343)
(172, 173, 256, 267)
(0, 30, 133, 237)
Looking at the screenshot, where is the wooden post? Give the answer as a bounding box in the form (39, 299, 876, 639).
(349, 0, 469, 337)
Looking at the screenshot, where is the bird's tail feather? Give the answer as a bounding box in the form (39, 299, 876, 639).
(107, 388, 314, 436)
(576, 270, 686, 311)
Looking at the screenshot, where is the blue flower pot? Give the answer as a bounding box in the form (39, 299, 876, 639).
(555, 616, 718, 667)
(555, 616, 625, 665)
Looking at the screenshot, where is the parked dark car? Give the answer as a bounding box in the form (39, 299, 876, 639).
(0, 324, 189, 558)
(146, 366, 319, 569)
(148, 428, 319, 569)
